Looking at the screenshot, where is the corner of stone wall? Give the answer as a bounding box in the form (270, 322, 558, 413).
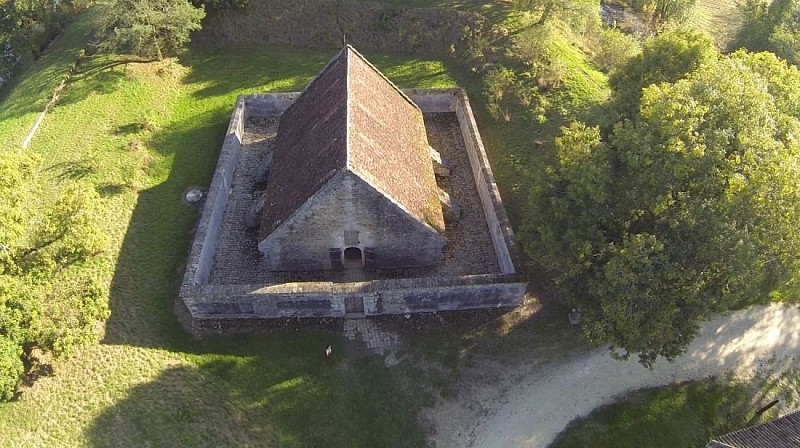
(174, 295, 202, 339)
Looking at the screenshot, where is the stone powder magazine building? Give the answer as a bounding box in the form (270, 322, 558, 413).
(258, 47, 446, 272)
(177, 46, 526, 334)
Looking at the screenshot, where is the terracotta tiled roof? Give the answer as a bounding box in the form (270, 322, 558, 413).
(260, 46, 444, 239)
(708, 410, 800, 448)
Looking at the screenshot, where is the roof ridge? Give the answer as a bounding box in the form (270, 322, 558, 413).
(345, 47, 351, 170)
(344, 45, 421, 113)
(281, 46, 349, 117)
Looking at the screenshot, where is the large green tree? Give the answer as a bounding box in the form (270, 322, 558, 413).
(609, 27, 716, 119)
(0, 153, 109, 400)
(97, 0, 205, 60)
(526, 48, 800, 366)
(513, 0, 599, 30)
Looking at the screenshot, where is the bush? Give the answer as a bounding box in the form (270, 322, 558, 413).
(0, 154, 110, 400)
(588, 27, 641, 73)
(0, 336, 23, 401)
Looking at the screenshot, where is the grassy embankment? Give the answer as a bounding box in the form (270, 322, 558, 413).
(0, 8, 467, 446)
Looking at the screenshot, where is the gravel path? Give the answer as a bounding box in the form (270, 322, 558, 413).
(428, 303, 800, 448)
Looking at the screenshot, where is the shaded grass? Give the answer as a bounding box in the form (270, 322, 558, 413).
(355, 0, 511, 18)
(86, 335, 428, 447)
(551, 380, 752, 448)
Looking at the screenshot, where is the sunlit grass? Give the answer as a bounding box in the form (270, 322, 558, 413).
(691, 0, 742, 49)
(0, 8, 103, 149)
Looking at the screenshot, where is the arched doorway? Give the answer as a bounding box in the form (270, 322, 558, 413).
(343, 247, 363, 269)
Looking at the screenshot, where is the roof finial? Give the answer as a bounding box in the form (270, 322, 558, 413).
(342, 32, 347, 48)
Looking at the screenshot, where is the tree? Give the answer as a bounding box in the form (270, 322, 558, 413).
(609, 27, 716, 119)
(190, 0, 249, 11)
(513, 0, 600, 31)
(526, 50, 800, 367)
(0, 336, 23, 401)
(98, 0, 205, 60)
(0, 153, 109, 400)
(735, 0, 800, 65)
(629, 0, 697, 34)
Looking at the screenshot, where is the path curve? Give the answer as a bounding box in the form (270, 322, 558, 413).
(429, 303, 800, 448)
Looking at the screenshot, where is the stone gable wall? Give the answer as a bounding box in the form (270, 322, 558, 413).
(259, 170, 446, 271)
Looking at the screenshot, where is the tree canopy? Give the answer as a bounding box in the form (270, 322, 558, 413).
(98, 0, 205, 60)
(735, 0, 800, 65)
(525, 35, 800, 366)
(0, 153, 109, 400)
(609, 28, 716, 118)
(629, 0, 697, 33)
(0, 0, 89, 80)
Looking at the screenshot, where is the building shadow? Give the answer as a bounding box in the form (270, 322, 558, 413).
(102, 105, 231, 349)
(179, 44, 323, 100)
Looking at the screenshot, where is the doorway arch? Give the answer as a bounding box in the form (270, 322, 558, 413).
(343, 247, 363, 269)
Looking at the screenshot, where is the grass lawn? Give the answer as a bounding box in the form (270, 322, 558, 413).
(0, 9, 97, 148)
(0, 8, 475, 446)
(691, 0, 742, 49)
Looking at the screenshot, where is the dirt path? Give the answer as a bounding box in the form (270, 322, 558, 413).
(425, 303, 800, 447)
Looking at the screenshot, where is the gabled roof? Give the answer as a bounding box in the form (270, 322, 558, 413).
(260, 45, 444, 240)
(708, 410, 800, 448)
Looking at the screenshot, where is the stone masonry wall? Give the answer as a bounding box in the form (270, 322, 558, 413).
(452, 90, 519, 274)
(181, 96, 246, 293)
(184, 274, 524, 320)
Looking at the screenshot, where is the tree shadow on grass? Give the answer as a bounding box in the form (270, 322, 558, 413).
(51, 59, 130, 109)
(85, 334, 428, 448)
(0, 9, 98, 123)
(45, 157, 99, 182)
(178, 44, 462, 100)
(178, 45, 326, 100)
